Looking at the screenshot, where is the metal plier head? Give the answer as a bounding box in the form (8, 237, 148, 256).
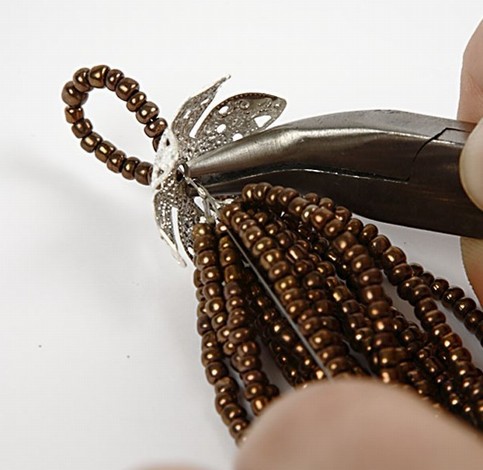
(186, 110, 482, 238)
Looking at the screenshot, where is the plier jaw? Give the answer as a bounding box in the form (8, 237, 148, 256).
(186, 110, 482, 238)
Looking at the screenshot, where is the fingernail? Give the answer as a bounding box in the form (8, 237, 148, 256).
(460, 118, 483, 210)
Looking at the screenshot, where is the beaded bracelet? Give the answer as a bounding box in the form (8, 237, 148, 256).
(63, 66, 483, 443)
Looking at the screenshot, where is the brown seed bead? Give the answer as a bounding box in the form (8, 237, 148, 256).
(206, 362, 228, 384)
(397, 276, 421, 301)
(359, 224, 378, 244)
(201, 265, 222, 284)
(310, 206, 335, 231)
(415, 297, 438, 319)
(229, 327, 251, 344)
(80, 132, 102, 152)
(71, 118, 93, 139)
(449, 347, 472, 364)
(358, 268, 383, 287)
(115, 77, 139, 101)
(121, 157, 140, 180)
(241, 183, 257, 202)
(223, 341, 236, 356)
(134, 161, 152, 185)
(430, 278, 449, 300)
(72, 67, 92, 92)
(309, 329, 338, 349)
(195, 249, 218, 269)
(223, 281, 243, 299)
(274, 275, 297, 294)
(193, 223, 212, 238)
(464, 309, 483, 333)
(381, 246, 406, 272)
(212, 312, 228, 330)
(252, 237, 276, 257)
(94, 140, 116, 163)
(420, 271, 435, 286)
(194, 235, 216, 254)
(62, 81, 88, 107)
(244, 383, 265, 400)
(442, 287, 465, 309)
(351, 254, 374, 274)
(215, 392, 235, 413)
(408, 284, 432, 306)
(145, 117, 168, 138)
(251, 396, 270, 416)
(440, 332, 462, 351)
(287, 196, 309, 217)
(332, 232, 357, 255)
(64, 106, 84, 124)
(260, 249, 283, 271)
(107, 150, 126, 173)
(221, 403, 245, 425)
(193, 269, 203, 288)
(476, 323, 483, 343)
(265, 185, 284, 207)
(136, 101, 159, 124)
(278, 187, 299, 207)
(126, 91, 147, 112)
(88, 65, 110, 88)
(452, 298, 477, 320)
(230, 418, 249, 441)
(242, 225, 264, 248)
(367, 300, 391, 319)
(254, 182, 273, 201)
(202, 331, 217, 349)
(224, 264, 244, 283)
(201, 347, 223, 366)
(205, 297, 225, 318)
(268, 260, 291, 282)
(369, 235, 391, 258)
(226, 295, 245, 312)
(232, 354, 261, 373)
(346, 218, 363, 235)
(238, 341, 260, 357)
(197, 315, 212, 335)
(215, 376, 239, 395)
(430, 322, 452, 341)
(219, 248, 238, 267)
(242, 370, 268, 385)
(105, 68, 124, 91)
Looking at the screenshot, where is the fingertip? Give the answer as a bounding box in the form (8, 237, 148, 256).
(460, 118, 483, 211)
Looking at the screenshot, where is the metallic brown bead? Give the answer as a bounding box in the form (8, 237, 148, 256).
(64, 106, 84, 124)
(71, 118, 93, 138)
(80, 132, 102, 153)
(442, 287, 465, 308)
(229, 327, 251, 344)
(107, 149, 126, 173)
(464, 309, 483, 333)
(94, 140, 115, 163)
(194, 235, 216, 254)
(381, 246, 406, 272)
(115, 77, 139, 101)
(358, 268, 383, 287)
(260, 249, 283, 270)
(309, 329, 339, 349)
(195, 249, 218, 269)
(201, 265, 222, 284)
(211, 312, 228, 331)
(359, 224, 378, 244)
(430, 278, 449, 300)
(205, 361, 228, 384)
(414, 297, 438, 319)
(224, 264, 244, 283)
(145, 117, 168, 138)
(310, 206, 335, 231)
(449, 347, 472, 364)
(237, 341, 260, 357)
(440, 332, 462, 351)
(126, 91, 147, 112)
(223, 281, 243, 299)
(278, 187, 299, 207)
(230, 418, 249, 441)
(193, 268, 203, 288)
(201, 347, 223, 366)
(205, 297, 225, 318)
(105, 68, 124, 91)
(62, 81, 88, 107)
(241, 183, 256, 201)
(408, 284, 432, 306)
(252, 237, 276, 257)
(351, 254, 374, 274)
(420, 310, 446, 330)
(221, 403, 245, 425)
(253, 182, 273, 201)
(241, 370, 268, 385)
(232, 354, 261, 373)
(197, 315, 212, 335)
(134, 161, 152, 185)
(397, 276, 421, 300)
(215, 376, 239, 395)
(121, 157, 140, 180)
(274, 275, 297, 294)
(251, 396, 270, 416)
(241, 225, 263, 248)
(369, 235, 391, 258)
(268, 260, 291, 282)
(88, 65, 110, 88)
(430, 322, 451, 341)
(72, 67, 92, 92)
(215, 392, 235, 413)
(136, 101, 159, 124)
(346, 218, 363, 235)
(366, 300, 391, 318)
(202, 331, 217, 349)
(265, 185, 284, 206)
(226, 296, 245, 312)
(451, 298, 476, 321)
(287, 196, 309, 217)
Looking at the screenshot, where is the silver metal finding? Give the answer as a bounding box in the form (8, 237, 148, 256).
(151, 77, 287, 265)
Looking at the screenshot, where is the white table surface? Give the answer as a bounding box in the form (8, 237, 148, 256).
(1, 2, 482, 469)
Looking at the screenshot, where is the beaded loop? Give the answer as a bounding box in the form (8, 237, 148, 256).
(62, 65, 167, 186)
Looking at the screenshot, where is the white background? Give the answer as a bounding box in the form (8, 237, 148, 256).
(1, 2, 482, 469)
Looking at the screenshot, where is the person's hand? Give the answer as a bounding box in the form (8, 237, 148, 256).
(146, 21, 483, 470)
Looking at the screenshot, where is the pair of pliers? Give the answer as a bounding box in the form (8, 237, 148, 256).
(185, 110, 482, 238)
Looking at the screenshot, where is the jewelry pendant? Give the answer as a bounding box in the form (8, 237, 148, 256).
(63, 66, 483, 443)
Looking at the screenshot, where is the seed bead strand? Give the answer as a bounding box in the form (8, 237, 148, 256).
(62, 66, 166, 185)
(192, 223, 250, 443)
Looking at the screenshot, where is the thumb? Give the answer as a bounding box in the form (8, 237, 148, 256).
(458, 21, 483, 305)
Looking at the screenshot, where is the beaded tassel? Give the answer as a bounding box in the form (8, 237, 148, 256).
(193, 182, 483, 442)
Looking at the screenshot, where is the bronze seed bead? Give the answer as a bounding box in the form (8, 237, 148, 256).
(201, 265, 222, 284)
(95, 140, 116, 163)
(221, 403, 245, 425)
(453, 298, 477, 320)
(223, 281, 243, 299)
(206, 362, 228, 385)
(408, 284, 433, 306)
(415, 297, 438, 319)
(351, 254, 374, 274)
(334, 206, 352, 224)
(127, 91, 147, 112)
(121, 157, 140, 180)
(215, 392, 235, 413)
(241, 183, 257, 202)
(215, 376, 239, 395)
(136, 101, 159, 124)
(367, 300, 391, 319)
(71, 118, 93, 139)
(212, 312, 228, 330)
(251, 396, 270, 416)
(359, 224, 378, 244)
(369, 235, 391, 258)
(310, 206, 335, 231)
(430, 278, 450, 300)
(430, 323, 452, 341)
(253, 182, 273, 201)
(260, 249, 283, 271)
(440, 332, 463, 351)
(346, 218, 364, 235)
(201, 347, 223, 366)
(72, 67, 92, 92)
(205, 297, 225, 318)
(319, 197, 335, 210)
(266, 185, 284, 206)
(193, 223, 213, 238)
(88, 65, 110, 88)
(252, 237, 276, 257)
(105, 68, 124, 91)
(268, 260, 291, 282)
(80, 132, 102, 153)
(421, 271, 435, 286)
(442, 287, 465, 309)
(107, 149, 126, 173)
(226, 296, 245, 312)
(397, 276, 421, 301)
(62, 81, 88, 107)
(134, 161, 152, 185)
(193, 268, 203, 288)
(287, 196, 309, 217)
(224, 264, 244, 283)
(195, 249, 218, 269)
(115, 77, 139, 101)
(64, 106, 84, 124)
(304, 192, 320, 204)
(278, 187, 299, 207)
(197, 315, 212, 335)
(420, 310, 446, 330)
(230, 418, 249, 441)
(241, 370, 269, 386)
(358, 268, 383, 287)
(202, 331, 217, 349)
(464, 309, 483, 333)
(145, 117, 168, 138)
(229, 327, 251, 345)
(194, 235, 216, 254)
(381, 246, 407, 272)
